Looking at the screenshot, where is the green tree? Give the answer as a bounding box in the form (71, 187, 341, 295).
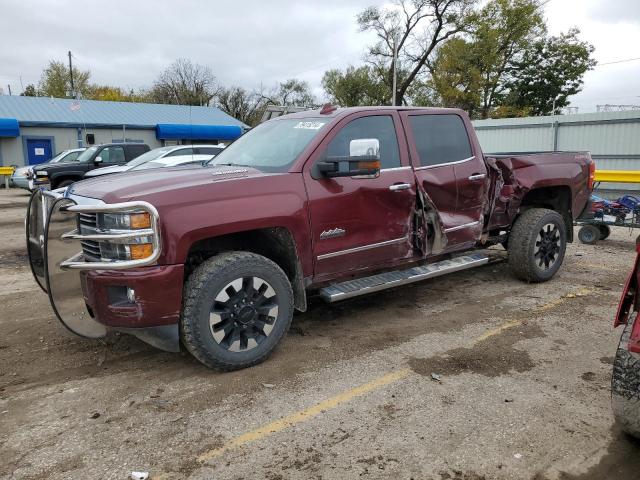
(430, 0, 545, 118)
(322, 66, 387, 106)
(38, 60, 91, 98)
(21, 84, 38, 97)
(504, 28, 596, 115)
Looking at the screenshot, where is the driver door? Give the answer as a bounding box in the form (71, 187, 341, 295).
(303, 112, 417, 281)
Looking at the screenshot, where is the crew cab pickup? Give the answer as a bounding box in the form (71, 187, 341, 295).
(26, 106, 594, 370)
(33, 143, 150, 189)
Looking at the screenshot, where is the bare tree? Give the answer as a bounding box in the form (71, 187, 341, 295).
(151, 58, 218, 106)
(216, 86, 266, 126)
(358, 0, 477, 105)
(259, 79, 315, 107)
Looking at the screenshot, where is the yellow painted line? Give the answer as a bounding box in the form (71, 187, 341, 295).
(472, 319, 522, 344)
(197, 368, 411, 463)
(196, 286, 595, 465)
(580, 263, 611, 271)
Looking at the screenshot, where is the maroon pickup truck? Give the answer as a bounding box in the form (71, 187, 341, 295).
(26, 106, 594, 370)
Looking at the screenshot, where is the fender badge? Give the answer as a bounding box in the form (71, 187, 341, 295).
(320, 228, 346, 240)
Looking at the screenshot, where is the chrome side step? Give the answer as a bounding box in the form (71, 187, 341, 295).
(319, 253, 489, 303)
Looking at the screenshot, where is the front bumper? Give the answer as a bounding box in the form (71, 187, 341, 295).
(11, 176, 29, 189)
(81, 264, 184, 329)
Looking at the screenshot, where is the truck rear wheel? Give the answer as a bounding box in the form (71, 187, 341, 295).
(181, 251, 294, 371)
(507, 208, 566, 282)
(612, 321, 640, 438)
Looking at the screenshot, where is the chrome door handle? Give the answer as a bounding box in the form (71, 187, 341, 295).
(389, 183, 411, 191)
(468, 174, 486, 181)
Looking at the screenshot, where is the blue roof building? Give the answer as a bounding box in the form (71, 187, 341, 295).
(0, 96, 246, 167)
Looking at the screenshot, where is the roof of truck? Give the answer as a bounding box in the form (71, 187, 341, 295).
(278, 105, 467, 120)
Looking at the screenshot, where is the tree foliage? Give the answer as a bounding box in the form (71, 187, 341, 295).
(504, 28, 596, 115)
(150, 58, 218, 106)
(38, 60, 91, 98)
(260, 79, 315, 107)
(322, 66, 387, 106)
(21, 84, 38, 97)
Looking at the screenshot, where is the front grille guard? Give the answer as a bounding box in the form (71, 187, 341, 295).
(43, 190, 161, 270)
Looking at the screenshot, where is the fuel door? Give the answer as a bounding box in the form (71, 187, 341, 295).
(45, 197, 107, 338)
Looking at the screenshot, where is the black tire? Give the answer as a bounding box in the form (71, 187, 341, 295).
(507, 208, 566, 282)
(578, 225, 600, 244)
(56, 179, 75, 189)
(181, 251, 294, 371)
(612, 321, 640, 438)
(598, 224, 611, 240)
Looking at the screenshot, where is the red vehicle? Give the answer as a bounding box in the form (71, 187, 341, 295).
(27, 106, 594, 370)
(613, 238, 640, 438)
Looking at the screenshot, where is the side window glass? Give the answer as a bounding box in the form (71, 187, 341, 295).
(99, 148, 110, 163)
(102, 146, 125, 163)
(167, 148, 193, 157)
(408, 115, 472, 167)
(326, 115, 401, 170)
(66, 151, 80, 162)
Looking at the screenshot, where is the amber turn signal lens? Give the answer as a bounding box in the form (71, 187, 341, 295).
(130, 213, 151, 229)
(356, 160, 381, 170)
(129, 243, 153, 260)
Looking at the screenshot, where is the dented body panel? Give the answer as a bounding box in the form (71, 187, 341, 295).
(36, 106, 593, 343)
(615, 241, 640, 353)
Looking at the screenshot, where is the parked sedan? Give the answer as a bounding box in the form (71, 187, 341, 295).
(11, 148, 85, 190)
(129, 154, 214, 171)
(84, 144, 225, 179)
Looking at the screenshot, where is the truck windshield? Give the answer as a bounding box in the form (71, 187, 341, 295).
(208, 118, 328, 172)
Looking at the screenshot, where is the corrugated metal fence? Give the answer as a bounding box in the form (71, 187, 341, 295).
(472, 110, 640, 191)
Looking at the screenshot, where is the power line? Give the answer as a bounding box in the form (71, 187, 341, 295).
(596, 57, 640, 67)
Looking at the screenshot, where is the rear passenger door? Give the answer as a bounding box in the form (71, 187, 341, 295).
(401, 112, 486, 249)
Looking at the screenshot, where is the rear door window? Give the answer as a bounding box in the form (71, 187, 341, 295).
(326, 115, 401, 170)
(408, 114, 472, 167)
(166, 148, 194, 157)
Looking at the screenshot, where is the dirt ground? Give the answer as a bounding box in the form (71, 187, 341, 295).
(1, 187, 639, 480)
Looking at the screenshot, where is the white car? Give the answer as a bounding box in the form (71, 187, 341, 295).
(84, 144, 225, 178)
(11, 148, 86, 190)
(129, 154, 214, 171)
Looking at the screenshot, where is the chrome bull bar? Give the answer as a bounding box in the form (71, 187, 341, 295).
(26, 188, 162, 339)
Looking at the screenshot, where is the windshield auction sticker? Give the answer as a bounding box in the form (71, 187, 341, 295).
(294, 121, 325, 130)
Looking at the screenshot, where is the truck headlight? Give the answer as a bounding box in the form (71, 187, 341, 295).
(98, 212, 151, 230)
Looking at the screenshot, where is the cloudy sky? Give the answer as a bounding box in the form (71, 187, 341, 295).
(0, 0, 638, 113)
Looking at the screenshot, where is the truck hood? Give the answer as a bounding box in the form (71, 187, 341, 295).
(85, 165, 128, 177)
(68, 165, 267, 204)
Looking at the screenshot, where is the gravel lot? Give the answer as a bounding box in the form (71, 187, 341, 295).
(1, 187, 639, 480)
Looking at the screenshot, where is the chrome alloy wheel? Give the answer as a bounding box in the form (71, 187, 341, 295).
(209, 277, 278, 352)
(534, 223, 562, 270)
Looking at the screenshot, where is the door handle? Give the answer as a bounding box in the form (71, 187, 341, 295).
(389, 183, 411, 191)
(468, 173, 486, 181)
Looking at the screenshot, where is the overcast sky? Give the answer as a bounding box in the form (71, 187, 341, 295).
(0, 0, 638, 113)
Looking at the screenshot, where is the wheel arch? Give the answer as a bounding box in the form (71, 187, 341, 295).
(185, 227, 307, 312)
(517, 185, 574, 242)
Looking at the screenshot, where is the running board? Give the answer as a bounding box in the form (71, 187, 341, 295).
(319, 253, 489, 303)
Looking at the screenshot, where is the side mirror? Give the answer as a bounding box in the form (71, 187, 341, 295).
(317, 138, 381, 179)
(94, 156, 103, 165)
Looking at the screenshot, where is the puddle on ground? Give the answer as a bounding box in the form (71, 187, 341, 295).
(408, 321, 545, 377)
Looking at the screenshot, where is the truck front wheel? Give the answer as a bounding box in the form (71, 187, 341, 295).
(507, 208, 566, 282)
(612, 321, 640, 438)
(181, 251, 294, 370)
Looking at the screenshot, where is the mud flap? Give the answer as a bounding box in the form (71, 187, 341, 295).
(45, 197, 107, 338)
(26, 190, 49, 293)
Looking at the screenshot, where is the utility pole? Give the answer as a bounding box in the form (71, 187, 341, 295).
(391, 34, 399, 106)
(68, 50, 75, 98)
